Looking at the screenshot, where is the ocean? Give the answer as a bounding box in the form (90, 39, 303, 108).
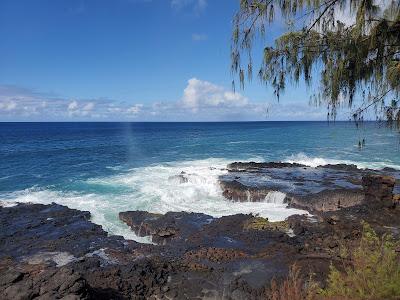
(1, 122, 399, 241)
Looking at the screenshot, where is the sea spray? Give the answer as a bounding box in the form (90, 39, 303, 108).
(0, 158, 308, 241)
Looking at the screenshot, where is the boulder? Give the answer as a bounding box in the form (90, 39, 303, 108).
(219, 180, 273, 202)
(362, 174, 396, 208)
(289, 189, 364, 212)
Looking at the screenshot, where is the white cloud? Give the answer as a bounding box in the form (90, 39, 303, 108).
(192, 33, 207, 41)
(126, 104, 143, 115)
(182, 78, 248, 111)
(0, 81, 334, 121)
(68, 100, 79, 111)
(0, 100, 17, 111)
(67, 100, 97, 117)
(83, 102, 95, 111)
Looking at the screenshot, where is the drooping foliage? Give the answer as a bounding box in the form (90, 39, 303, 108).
(232, 0, 400, 127)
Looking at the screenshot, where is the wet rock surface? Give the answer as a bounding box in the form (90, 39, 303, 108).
(0, 203, 171, 300)
(1, 163, 400, 299)
(220, 161, 400, 211)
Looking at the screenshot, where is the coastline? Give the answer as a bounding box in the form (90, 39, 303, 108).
(1, 162, 399, 299)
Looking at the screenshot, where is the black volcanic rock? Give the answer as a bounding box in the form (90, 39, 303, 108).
(227, 161, 307, 170)
(119, 210, 214, 244)
(289, 188, 364, 212)
(0, 203, 172, 300)
(220, 161, 400, 212)
(317, 163, 359, 171)
(363, 174, 396, 208)
(2, 163, 400, 299)
(219, 180, 276, 202)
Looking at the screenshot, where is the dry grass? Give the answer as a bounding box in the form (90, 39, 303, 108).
(269, 264, 317, 300)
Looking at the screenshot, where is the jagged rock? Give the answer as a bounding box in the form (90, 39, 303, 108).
(289, 189, 364, 212)
(2, 162, 400, 299)
(220, 161, 400, 212)
(183, 247, 247, 263)
(219, 180, 274, 202)
(317, 164, 359, 171)
(119, 210, 214, 244)
(227, 161, 306, 170)
(362, 174, 396, 208)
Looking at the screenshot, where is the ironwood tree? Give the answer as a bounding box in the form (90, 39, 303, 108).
(231, 0, 400, 128)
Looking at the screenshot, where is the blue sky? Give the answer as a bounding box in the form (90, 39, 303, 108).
(0, 0, 328, 121)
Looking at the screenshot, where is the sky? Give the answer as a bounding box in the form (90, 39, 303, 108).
(0, 0, 330, 121)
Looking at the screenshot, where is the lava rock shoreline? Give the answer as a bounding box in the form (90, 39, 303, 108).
(1, 162, 400, 299)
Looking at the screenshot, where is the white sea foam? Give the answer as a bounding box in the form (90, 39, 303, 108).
(0, 200, 18, 207)
(264, 191, 287, 204)
(284, 153, 356, 168)
(0, 158, 309, 242)
(284, 152, 399, 170)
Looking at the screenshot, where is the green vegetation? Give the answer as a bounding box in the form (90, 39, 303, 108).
(321, 222, 400, 299)
(232, 0, 400, 127)
(270, 223, 400, 299)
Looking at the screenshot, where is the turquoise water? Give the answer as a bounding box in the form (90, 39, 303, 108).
(1, 122, 399, 240)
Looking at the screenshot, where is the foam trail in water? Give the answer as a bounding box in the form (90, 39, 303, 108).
(0, 158, 308, 242)
(88, 158, 308, 220)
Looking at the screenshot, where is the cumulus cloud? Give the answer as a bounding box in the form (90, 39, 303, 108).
(67, 100, 96, 117)
(68, 100, 79, 111)
(0, 85, 58, 118)
(126, 104, 143, 115)
(0, 80, 334, 121)
(0, 100, 17, 111)
(83, 102, 95, 111)
(182, 78, 248, 111)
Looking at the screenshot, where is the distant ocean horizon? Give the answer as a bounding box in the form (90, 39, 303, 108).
(1, 121, 399, 241)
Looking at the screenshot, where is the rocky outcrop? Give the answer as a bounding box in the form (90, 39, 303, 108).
(220, 161, 400, 212)
(228, 161, 306, 170)
(362, 174, 396, 208)
(220, 180, 276, 202)
(1, 163, 400, 299)
(119, 210, 214, 244)
(289, 188, 364, 212)
(0, 263, 90, 300)
(2, 198, 400, 299)
(317, 163, 359, 171)
(0, 203, 173, 300)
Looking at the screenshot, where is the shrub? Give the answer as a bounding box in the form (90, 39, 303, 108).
(269, 264, 317, 300)
(322, 222, 400, 299)
(269, 223, 400, 300)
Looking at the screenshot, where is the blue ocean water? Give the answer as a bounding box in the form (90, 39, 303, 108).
(1, 122, 399, 240)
